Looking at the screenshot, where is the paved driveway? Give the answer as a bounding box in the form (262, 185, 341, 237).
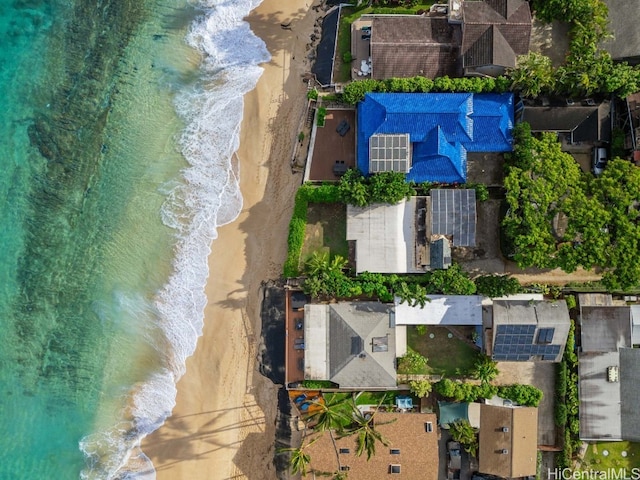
(494, 361, 557, 446)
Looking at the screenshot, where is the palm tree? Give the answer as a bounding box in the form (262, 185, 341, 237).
(278, 433, 319, 476)
(449, 419, 479, 457)
(343, 394, 393, 460)
(329, 254, 348, 275)
(305, 251, 330, 276)
(472, 355, 499, 385)
(411, 283, 429, 308)
(306, 396, 351, 433)
(394, 281, 414, 305)
(288, 447, 311, 476)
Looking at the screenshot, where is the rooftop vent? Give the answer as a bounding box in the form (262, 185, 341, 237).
(502, 427, 509, 433)
(501, 449, 509, 455)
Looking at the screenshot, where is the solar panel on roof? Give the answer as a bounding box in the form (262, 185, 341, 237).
(369, 133, 411, 173)
(430, 189, 476, 246)
(536, 327, 555, 344)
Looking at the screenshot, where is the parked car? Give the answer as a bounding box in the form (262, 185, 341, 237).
(447, 441, 462, 479)
(592, 147, 608, 175)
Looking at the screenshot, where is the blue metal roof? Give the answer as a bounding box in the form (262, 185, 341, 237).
(357, 92, 514, 183)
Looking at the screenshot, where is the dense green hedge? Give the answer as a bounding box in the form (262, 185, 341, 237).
(555, 319, 580, 469)
(523, 0, 640, 98)
(433, 378, 498, 402)
(434, 379, 543, 406)
(474, 275, 523, 298)
(414, 182, 489, 202)
(342, 75, 511, 104)
(497, 384, 543, 407)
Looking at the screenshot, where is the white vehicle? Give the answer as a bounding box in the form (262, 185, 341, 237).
(592, 147, 608, 176)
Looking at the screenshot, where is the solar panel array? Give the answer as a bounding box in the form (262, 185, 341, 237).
(492, 324, 562, 361)
(369, 134, 411, 173)
(537, 327, 555, 344)
(430, 189, 477, 246)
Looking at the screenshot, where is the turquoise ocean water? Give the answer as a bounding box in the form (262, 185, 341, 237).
(0, 0, 268, 478)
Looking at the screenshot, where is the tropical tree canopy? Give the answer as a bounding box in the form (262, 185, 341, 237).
(449, 419, 479, 457)
(503, 124, 640, 289)
(471, 356, 499, 385)
(342, 394, 392, 461)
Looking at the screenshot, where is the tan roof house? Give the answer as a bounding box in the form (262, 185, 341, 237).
(478, 404, 538, 478)
(306, 412, 439, 479)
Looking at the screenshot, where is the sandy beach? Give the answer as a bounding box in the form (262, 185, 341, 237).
(141, 0, 320, 478)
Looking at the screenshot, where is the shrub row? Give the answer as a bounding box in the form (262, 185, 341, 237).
(342, 75, 511, 104)
(434, 379, 543, 407)
(555, 319, 580, 469)
(496, 384, 544, 407)
(433, 378, 498, 402)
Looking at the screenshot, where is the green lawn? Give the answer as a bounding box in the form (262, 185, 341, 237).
(407, 326, 480, 377)
(335, 2, 436, 82)
(580, 442, 640, 470)
(324, 391, 400, 408)
(300, 202, 348, 269)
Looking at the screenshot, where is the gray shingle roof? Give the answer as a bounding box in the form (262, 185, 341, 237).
(620, 348, 640, 441)
(305, 302, 397, 389)
(580, 306, 632, 353)
(601, 0, 640, 62)
(522, 103, 611, 143)
(579, 351, 622, 441)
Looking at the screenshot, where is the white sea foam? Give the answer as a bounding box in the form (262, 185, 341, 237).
(83, 0, 271, 478)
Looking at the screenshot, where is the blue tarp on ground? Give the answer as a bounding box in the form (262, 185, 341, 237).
(396, 395, 413, 410)
(357, 92, 514, 183)
(437, 401, 469, 427)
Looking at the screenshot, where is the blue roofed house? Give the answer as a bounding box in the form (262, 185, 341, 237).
(357, 92, 514, 183)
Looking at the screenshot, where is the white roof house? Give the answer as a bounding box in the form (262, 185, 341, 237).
(346, 198, 419, 274)
(394, 295, 484, 325)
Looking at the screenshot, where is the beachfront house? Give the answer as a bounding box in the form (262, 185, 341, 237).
(305, 411, 439, 479)
(356, 92, 514, 184)
(346, 189, 476, 274)
(364, 15, 462, 80)
(303, 302, 404, 389)
(350, 0, 532, 81)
